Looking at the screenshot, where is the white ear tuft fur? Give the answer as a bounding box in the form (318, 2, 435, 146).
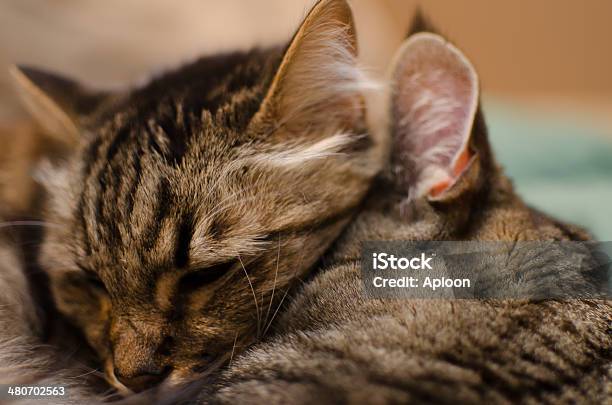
(246, 132, 361, 168)
(34, 159, 76, 220)
(390, 33, 479, 199)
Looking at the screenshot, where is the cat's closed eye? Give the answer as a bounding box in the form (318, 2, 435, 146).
(76, 264, 107, 292)
(86, 274, 107, 292)
(178, 261, 236, 293)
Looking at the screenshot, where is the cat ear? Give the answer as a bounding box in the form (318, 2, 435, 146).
(251, 0, 367, 135)
(10, 65, 110, 144)
(389, 32, 485, 201)
(406, 7, 439, 37)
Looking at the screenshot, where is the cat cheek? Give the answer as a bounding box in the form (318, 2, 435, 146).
(85, 298, 113, 357)
(51, 277, 112, 352)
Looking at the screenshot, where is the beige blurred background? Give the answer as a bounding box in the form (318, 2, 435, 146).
(0, 0, 611, 131)
(0, 1, 611, 236)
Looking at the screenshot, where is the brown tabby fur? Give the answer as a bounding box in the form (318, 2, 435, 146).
(0, 1, 609, 404)
(209, 154, 611, 403)
(206, 14, 611, 405)
(6, 0, 383, 393)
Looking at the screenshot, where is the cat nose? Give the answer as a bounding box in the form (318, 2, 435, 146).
(114, 365, 172, 392)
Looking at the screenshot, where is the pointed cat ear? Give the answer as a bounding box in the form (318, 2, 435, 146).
(390, 32, 487, 202)
(10, 65, 110, 144)
(251, 0, 366, 135)
(406, 8, 438, 37)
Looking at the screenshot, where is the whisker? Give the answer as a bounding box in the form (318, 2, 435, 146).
(229, 331, 239, 368)
(263, 235, 281, 335)
(71, 367, 103, 379)
(238, 255, 261, 338)
(0, 221, 64, 230)
(262, 285, 290, 337)
(262, 232, 310, 337)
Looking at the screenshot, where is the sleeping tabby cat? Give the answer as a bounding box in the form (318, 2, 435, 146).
(4, 0, 383, 395)
(206, 19, 611, 405)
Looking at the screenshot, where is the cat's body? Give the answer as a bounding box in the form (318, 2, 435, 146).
(0, 218, 106, 404)
(206, 23, 611, 405)
(210, 176, 611, 404)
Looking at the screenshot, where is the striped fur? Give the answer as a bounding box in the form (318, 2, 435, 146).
(0, 4, 607, 404)
(207, 21, 611, 405)
(10, 0, 384, 394)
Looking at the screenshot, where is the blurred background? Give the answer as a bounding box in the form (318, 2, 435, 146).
(0, 0, 611, 238)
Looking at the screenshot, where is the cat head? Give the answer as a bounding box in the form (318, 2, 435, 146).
(334, 19, 591, 255)
(12, 0, 382, 392)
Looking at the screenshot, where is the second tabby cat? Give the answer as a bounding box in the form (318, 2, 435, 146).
(207, 20, 610, 405)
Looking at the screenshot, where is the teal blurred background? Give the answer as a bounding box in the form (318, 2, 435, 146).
(485, 99, 612, 241)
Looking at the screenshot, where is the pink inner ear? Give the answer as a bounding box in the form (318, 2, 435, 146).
(429, 147, 472, 197)
(392, 33, 479, 198)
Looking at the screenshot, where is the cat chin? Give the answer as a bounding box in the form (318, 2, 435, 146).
(104, 358, 133, 396)
(164, 368, 198, 388)
(103, 362, 191, 395)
